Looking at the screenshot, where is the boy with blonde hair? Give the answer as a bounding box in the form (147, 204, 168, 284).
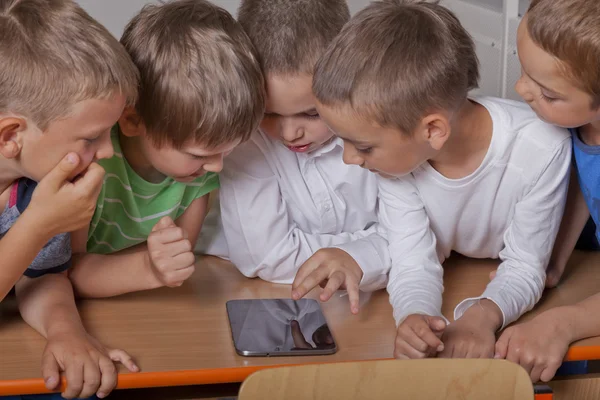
(68, 0, 265, 297)
(311, 0, 571, 361)
(202, 0, 391, 315)
(0, 0, 139, 397)
(494, 0, 600, 383)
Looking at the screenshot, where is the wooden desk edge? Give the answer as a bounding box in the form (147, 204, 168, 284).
(0, 359, 391, 396)
(2, 342, 596, 395)
(1, 349, 595, 397)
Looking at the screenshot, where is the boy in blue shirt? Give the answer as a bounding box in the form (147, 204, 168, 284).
(494, 0, 600, 383)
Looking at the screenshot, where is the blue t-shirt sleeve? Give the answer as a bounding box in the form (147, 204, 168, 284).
(15, 179, 72, 278)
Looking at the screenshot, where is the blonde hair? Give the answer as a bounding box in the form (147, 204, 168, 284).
(0, 0, 139, 130)
(237, 0, 350, 76)
(313, 0, 479, 134)
(121, 0, 265, 149)
(527, 0, 600, 107)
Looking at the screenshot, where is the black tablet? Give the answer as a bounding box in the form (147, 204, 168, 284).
(226, 298, 338, 357)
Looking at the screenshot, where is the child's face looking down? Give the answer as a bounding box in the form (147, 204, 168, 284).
(138, 137, 239, 183)
(515, 15, 600, 129)
(260, 74, 334, 153)
(316, 104, 437, 178)
(5, 95, 124, 182)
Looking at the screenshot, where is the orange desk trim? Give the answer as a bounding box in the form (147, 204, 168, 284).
(565, 345, 600, 361)
(0, 360, 387, 396)
(0, 351, 593, 396)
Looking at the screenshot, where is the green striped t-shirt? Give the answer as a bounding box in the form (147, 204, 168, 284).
(87, 127, 219, 254)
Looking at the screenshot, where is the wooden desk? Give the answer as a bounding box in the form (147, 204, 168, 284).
(1, 251, 599, 395)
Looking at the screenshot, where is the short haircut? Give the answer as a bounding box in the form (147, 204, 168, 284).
(313, 0, 479, 134)
(121, 0, 265, 149)
(237, 0, 350, 76)
(0, 0, 139, 130)
(527, 0, 600, 107)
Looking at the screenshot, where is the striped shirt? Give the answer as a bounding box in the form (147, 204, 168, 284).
(87, 126, 219, 254)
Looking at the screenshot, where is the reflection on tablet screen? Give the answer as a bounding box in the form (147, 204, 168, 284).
(227, 299, 337, 356)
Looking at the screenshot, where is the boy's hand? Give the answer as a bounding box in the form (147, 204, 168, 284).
(29, 153, 105, 237)
(495, 311, 572, 382)
(147, 216, 196, 287)
(42, 330, 138, 399)
(439, 299, 501, 359)
(394, 314, 446, 359)
(291, 248, 363, 314)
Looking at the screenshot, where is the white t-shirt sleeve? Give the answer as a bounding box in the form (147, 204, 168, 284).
(219, 139, 390, 288)
(379, 175, 445, 325)
(454, 136, 572, 328)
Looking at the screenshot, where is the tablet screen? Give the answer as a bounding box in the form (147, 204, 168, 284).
(226, 298, 337, 356)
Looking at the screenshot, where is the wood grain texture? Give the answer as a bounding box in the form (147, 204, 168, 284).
(238, 359, 534, 400)
(549, 374, 600, 400)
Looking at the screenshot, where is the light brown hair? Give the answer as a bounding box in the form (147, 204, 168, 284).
(313, 0, 479, 134)
(527, 0, 600, 107)
(121, 0, 265, 149)
(0, 0, 139, 131)
(237, 0, 350, 76)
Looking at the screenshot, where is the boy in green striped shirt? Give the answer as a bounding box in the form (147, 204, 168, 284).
(68, 0, 265, 298)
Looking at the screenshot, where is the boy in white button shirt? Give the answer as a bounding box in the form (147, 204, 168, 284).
(202, 0, 390, 314)
(312, 0, 571, 359)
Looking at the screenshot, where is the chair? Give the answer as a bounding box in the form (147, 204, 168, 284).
(238, 359, 534, 400)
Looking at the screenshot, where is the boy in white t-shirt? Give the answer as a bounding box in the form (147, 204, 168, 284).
(201, 0, 390, 313)
(311, 0, 571, 360)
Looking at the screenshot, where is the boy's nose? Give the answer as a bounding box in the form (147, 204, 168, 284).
(342, 146, 362, 166)
(204, 154, 224, 173)
(96, 138, 114, 160)
(514, 76, 533, 103)
(281, 120, 303, 143)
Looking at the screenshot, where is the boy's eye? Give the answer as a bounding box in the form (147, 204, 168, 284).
(357, 147, 373, 154)
(84, 137, 99, 144)
(539, 92, 558, 103)
(304, 112, 320, 120)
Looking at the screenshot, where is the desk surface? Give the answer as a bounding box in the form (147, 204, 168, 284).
(1, 252, 599, 395)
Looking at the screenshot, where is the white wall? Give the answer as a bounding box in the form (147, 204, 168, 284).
(76, 0, 369, 39)
(76, 0, 527, 100)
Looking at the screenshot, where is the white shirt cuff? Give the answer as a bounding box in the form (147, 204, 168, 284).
(453, 296, 507, 330)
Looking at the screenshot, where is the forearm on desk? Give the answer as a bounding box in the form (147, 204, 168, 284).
(0, 211, 52, 301)
(69, 243, 161, 298)
(378, 176, 444, 324)
(70, 197, 206, 298)
(542, 293, 600, 345)
(16, 273, 86, 338)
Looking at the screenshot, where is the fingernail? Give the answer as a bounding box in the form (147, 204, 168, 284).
(97, 392, 106, 398)
(66, 153, 77, 164)
(44, 377, 56, 387)
(494, 353, 501, 359)
(132, 364, 140, 372)
(437, 344, 444, 352)
(352, 307, 359, 314)
(292, 292, 299, 300)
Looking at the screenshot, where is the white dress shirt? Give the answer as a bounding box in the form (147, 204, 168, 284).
(381, 97, 572, 328)
(201, 130, 390, 291)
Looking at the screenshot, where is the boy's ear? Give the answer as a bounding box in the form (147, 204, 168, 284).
(419, 113, 451, 151)
(0, 116, 26, 159)
(118, 106, 146, 138)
